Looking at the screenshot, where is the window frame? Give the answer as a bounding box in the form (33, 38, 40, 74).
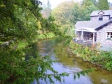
(107, 32, 112, 40)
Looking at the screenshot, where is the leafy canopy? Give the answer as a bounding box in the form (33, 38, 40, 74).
(72, 0, 98, 23)
(0, 0, 61, 84)
(0, 0, 95, 84)
(52, 1, 75, 35)
(98, 0, 109, 10)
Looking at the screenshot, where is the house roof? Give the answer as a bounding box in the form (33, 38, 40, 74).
(90, 10, 112, 17)
(75, 10, 112, 32)
(75, 20, 111, 31)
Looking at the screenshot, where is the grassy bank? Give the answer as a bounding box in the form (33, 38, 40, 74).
(37, 32, 56, 40)
(17, 32, 56, 49)
(69, 41, 112, 71)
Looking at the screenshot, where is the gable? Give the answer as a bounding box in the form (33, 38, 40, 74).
(96, 20, 112, 31)
(90, 10, 112, 17)
(75, 20, 110, 30)
(75, 10, 112, 33)
(97, 22, 112, 32)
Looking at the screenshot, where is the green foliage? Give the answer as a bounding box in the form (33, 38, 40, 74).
(37, 32, 56, 39)
(51, 0, 97, 36)
(98, 0, 109, 10)
(0, 0, 42, 42)
(52, 1, 75, 34)
(92, 0, 98, 6)
(82, 0, 93, 6)
(74, 68, 95, 79)
(0, 0, 96, 84)
(69, 41, 112, 71)
(72, 0, 98, 23)
(0, 0, 63, 84)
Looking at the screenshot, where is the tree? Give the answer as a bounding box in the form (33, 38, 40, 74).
(0, 0, 62, 83)
(82, 0, 98, 20)
(41, 0, 52, 18)
(72, 0, 98, 23)
(52, 1, 75, 34)
(72, 3, 82, 23)
(82, 0, 98, 7)
(82, 0, 93, 6)
(47, 0, 51, 8)
(0, 0, 95, 84)
(98, 0, 109, 10)
(92, 0, 98, 6)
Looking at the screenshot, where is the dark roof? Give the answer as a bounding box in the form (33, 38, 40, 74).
(75, 20, 112, 30)
(90, 10, 112, 17)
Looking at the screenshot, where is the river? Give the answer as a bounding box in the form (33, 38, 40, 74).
(32, 39, 112, 84)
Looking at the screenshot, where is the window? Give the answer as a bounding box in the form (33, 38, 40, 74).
(98, 11, 104, 21)
(99, 17, 103, 21)
(107, 32, 112, 40)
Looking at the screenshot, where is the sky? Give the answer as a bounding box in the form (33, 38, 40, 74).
(40, 0, 112, 9)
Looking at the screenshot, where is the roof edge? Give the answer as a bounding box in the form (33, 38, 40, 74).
(95, 20, 112, 30)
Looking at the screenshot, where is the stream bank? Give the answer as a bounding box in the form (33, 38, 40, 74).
(68, 40, 112, 71)
(32, 39, 112, 84)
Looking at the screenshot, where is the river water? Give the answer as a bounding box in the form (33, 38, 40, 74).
(32, 39, 112, 84)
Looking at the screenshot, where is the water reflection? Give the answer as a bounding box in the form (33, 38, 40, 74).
(32, 39, 112, 84)
(37, 61, 93, 84)
(32, 39, 93, 84)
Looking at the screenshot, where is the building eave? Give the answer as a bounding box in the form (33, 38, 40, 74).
(74, 27, 97, 32)
(95, 20, 112, 31)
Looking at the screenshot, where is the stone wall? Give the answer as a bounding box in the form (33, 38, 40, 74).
(96, 23, 112, 50)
